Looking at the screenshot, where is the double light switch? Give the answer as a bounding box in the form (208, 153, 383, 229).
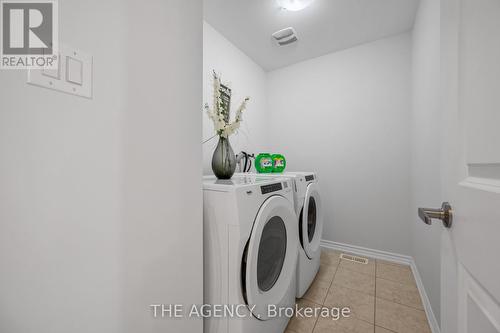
(28, 44, 93, 99)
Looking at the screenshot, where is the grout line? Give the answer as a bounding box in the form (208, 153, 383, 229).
(373, 261, 433, 331)
(375, 276, 416, 285)
(322, 260, 378, 299)
(374, 277, 424, 311)
(310, 259, 339, 332)
(322, 244, 437, 332)
(324, 261, 339, 301)
(375, 325, 398, 333)
(375, 275, 416, 287)
(375, 296, 427, 312)
(308, 259, 381, 331)
(336, 263, 376, 278)
(354, 317, 375, 327)
(329, 280, 375, 297)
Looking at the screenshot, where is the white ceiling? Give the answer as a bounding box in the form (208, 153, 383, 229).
(204, 0, 420, 71)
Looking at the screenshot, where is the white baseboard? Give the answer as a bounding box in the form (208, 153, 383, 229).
(410, 260, 440, 333)
(320, 239, 412, 265)
(320, 239, 440, 333)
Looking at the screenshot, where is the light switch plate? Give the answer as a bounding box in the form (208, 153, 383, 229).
(66, 56, 83, 85)
(28, 44, 93, 99)
(42, 55, 60, 79)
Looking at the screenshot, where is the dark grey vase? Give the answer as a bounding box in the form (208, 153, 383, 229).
(212, 136, 236, 179)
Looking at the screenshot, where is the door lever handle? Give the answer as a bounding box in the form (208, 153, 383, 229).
(418, 202, 453, 228)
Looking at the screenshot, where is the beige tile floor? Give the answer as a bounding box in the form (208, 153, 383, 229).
(285, 249, 431, 333)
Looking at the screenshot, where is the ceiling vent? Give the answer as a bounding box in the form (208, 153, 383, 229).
(272, 27, 298, 46)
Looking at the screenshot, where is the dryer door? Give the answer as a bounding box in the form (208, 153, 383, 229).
(244, 195, 298, 320)
(300, 182, 323, 259)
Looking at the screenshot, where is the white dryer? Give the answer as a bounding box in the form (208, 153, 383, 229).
(203, 175, 298, 333)
(238, 172, 324, 298)
(286, 172, 323, 298)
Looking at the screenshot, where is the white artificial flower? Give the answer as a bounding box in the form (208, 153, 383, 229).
(204, 71, 250, 138)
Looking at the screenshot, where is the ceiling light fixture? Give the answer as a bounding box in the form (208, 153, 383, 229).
(277, 0, 315, 11)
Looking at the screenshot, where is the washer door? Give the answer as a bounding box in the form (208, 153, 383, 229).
(300, 182, 323, 259)
(244, 195, 298, 320)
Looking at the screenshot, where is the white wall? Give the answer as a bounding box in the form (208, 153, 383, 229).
(267, 34, 413, 255)
(411, 0, 442, 325)
(121, 1, 203, 332)
(0, 1, 203, 332)
(203, 22, 268, 174)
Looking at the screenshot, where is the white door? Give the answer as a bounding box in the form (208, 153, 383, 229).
(441, 0, 500, 332)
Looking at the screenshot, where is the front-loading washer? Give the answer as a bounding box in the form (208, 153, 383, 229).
(237, 172, 324, 298)
(203, 174, 298, 333)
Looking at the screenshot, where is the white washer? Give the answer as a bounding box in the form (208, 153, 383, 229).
(203, 174, 298, 333)
(237, 172, 324, 298)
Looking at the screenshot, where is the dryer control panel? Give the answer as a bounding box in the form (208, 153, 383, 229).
(260, 182, 283, 194)
(305, 174, 315, 182)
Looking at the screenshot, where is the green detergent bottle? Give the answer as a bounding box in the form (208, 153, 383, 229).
(272, 154, 286, 173)
(255, 153, 273, 173)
